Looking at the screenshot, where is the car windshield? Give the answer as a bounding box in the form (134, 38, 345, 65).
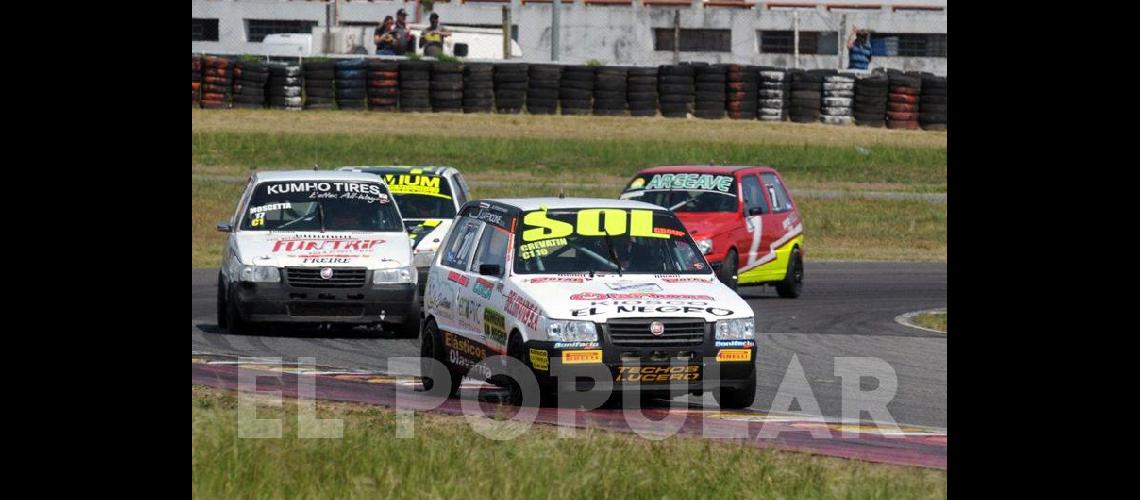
(513, 208, 711, 275)
(240, 181, 403, 232)
(621, 172, 738, 213)
(375, 171, 457, 221)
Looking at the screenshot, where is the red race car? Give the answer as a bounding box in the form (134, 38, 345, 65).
(620, 165, 804, 297)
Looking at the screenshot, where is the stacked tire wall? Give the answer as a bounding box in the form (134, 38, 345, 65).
(233, 60, 268, 109)
(493, 64, 527, 114)
(200, 56, 233, 109)
(919, 75, 946, 131)
(399, 60, 431, 113)
(593, 66, 628, 116)
(335, 58, 366, 110)
(366, 59, 399, 112)
(887, 71, 921, 130)
(462, 63, 493, 113)
(267, 63, 302, 110)
(853, 73, 888, 127)
(627, 66, 657, 117)
(303, 60, 335, 110)
(192, 55, 202, 106)
(821, 73, 854, 125)
(694, 64, 726, 119)
(725, 64, 757, 120)
(758, 68, 789, 122)
(789, 69, 823, 123)
(527, 64, 560, 115)
(658, 64, 694, 118)
(431, 62, 464, 113)
(559, 65, 594, 116)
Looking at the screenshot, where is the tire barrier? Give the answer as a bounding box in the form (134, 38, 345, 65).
(303, 59, 335, 110)
(920, 74, 946, 131)
(559, 65, 594, 116)
(233, 60, 269, 110)
(658, 64, 694, 119)
(725, 64, 758, 120)
(267, 63, 302, 111)
(493, 63, 527, 114)
(887, 71, 921, 130)
(365, 59, 399, 112)
(200, 55, 233, 109)
(334, 58, 367, 110)
(854, 72, 888, 127)
(192, 55, 202, 106)
(462, 63, 493, 114)
(693, 63, 727, 120)
(399, 60, 431, 113)
(788, 69, 825, 123)
(527, 64, 561, 115)
(820, 73, 855, 126)
(430, 61, 464, 113)
(758, 67, 789, 122)
(627, 66, 658, 117)
(594, 66, 628, 116)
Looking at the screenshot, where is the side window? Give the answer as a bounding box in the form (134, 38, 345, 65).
(761, 173, 792, 213)
(441, 217, 484, 270)
(740, 175, 769, 214)
(450, 173, 469, 206)
(471, 225, 510, 276)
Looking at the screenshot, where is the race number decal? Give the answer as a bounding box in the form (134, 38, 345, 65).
(521, 209, 669, 242)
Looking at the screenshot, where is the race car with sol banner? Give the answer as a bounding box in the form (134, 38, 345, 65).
(338, 166, 470, 296)
(215, 170, 420, 336)
(419, 198, 758, 408)
(620, 166, 804, 297)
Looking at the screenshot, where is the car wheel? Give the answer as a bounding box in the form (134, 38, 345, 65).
(224, 286, 248, 334)
(420, 319, 461, 397)
(216, 272, 228, 329)
(713, 374, 757, 409)
(775, 247, 803, 299)
(718, 249, 739, 291)
(505, 333, 526, 406)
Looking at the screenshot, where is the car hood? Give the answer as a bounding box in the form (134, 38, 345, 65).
(509, 273, 753, 322)
(232, 231, 412, 269)
(673, 211, 740, 239)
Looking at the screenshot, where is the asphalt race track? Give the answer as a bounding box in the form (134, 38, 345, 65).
(192, 262, 946, 428)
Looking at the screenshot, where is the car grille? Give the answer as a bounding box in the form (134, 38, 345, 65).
(605, 318, 708, 347)
(285, 267, 368, 289)
(289, 303, 366, 317)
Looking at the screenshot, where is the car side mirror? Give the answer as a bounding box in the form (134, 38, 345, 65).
(747, 207, 766, 216)
(216, 222, 233, 233)
(478, 264, 501, 277)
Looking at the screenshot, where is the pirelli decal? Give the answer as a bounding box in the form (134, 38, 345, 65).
(716, 349, 753, 362)
(561, 350, 603, 365)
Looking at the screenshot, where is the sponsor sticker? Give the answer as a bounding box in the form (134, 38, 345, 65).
(714, 340, 755, 348)
(527, 277, 587, 284)
(561, 350, 603, 365)
(529, 349, 549, 371)
(447, 271, 470, 287)
(264, 182, 390, 204)
(505, 291, 540, 330)
(483, 308, 507, 348)
(604, 282, 664, 292)
(643, 173, 734, 193)
(472, 278, 494, 299)
(552, 341, 600, 349)
(382, 173, 449, 197)
(570, 292, 715, 301)
(716, 349, 753, 362)
(615, 365, 701, 383)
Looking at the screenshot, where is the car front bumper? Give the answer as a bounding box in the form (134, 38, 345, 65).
(231, 280, 417, 325)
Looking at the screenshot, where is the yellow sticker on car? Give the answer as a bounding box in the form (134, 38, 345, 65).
(716, 349, 752, 362)
(529, 349, 549, 371)
(561, 350, 603, 364)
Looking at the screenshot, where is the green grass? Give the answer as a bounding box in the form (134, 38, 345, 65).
(192, 385, 946, 498)
(911, 311, 947, 333)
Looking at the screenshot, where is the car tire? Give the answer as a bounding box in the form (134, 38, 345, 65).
(718, 249, 739, 291)
(224, 285, 248, 334)
(420, 319, 461, 397)
(215, 272, 228, 329)
(775, 247, 803, 298)
(713, 373, 756, 409)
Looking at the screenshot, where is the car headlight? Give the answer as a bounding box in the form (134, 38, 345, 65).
(696, 239, 713, 255)
(715, 318, 755, 340)
(546, 320, 598, 342)
(239, 265, 281, 283)
(373, 266, 417, 284)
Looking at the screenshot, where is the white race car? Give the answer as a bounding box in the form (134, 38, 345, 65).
(216, 170, 419, 336)
(420, 198, 758, 408)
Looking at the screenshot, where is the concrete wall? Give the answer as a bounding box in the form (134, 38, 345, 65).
(192, 0, 946, 74)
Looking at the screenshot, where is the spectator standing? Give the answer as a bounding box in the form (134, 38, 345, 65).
(420, 13, 450, 58)
(392, 9, 416, 56)
(374, 16, 396, 55)
(847, 27, 873, 70)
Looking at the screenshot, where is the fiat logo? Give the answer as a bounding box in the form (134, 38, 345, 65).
(650, 321, 665, 336)
(320, 267, 334, 280)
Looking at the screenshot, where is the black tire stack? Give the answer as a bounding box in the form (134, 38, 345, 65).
(658, 64, 694, 118)
(430, 62, 464, 113)
(886, 71, 921, 130)
(853, 73, 888, 127)
(493, 64, 528, 114)
(693, 64, 727, 119)
(559, 65, 595, 116)
(593, 66, 628, 116)
(192, 55, 201, 106)
(334, 59, 367, 110)
(462, 63, 494, 113)
(757, 67, 789, 122)
(267, 63, 302, 111)
(303, 60, 335, 110)
(365, 59, 399, 112)
(919, 74, 947, 131)
(788, 69, 824, 123)
(399, 60, 432, 113)
(725, 64, 758, 120)
(820, 73, 855, 125)
(626, 67, 658, 117)
(526, 64, 561, 115)
(233, 60, 269, 109)
(200, 55, 233, 109)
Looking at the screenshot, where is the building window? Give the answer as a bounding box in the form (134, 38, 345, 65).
(759, 31, 838, 55)
(871, 33, 946, 57)
(192, 18, 219, 42)
(654, 29, 731, 52)
(246, 19, 318, 43)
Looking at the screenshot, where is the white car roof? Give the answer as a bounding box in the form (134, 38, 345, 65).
(338, 165, 458, 177)
(487, 197, 666, 212)
(252, 170, 386, 183)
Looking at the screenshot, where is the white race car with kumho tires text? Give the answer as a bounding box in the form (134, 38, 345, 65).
(420, 197, 758, 408)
